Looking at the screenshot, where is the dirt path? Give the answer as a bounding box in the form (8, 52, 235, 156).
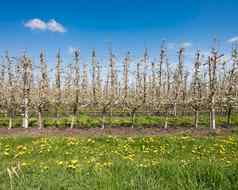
(0, 127, 236, 137)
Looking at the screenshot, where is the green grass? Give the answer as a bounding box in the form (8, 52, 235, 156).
(0, 113, 238, 128)
(0, 135, 238, 189)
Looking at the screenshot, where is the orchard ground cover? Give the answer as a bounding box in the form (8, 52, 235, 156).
(0, 113, 238, 128)
(0, 134, 238, 189)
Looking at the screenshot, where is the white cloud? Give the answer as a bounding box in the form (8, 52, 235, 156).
(228, 36, 238, 43)
(24, 18, 66, 33)
(181, 42, 192, 48)
(47, 19, 66, 33)
(24, 18, 47, 30)
(167, 42, 176, 50)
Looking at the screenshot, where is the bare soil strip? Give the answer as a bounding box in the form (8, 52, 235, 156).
(0, 127, 236, 137)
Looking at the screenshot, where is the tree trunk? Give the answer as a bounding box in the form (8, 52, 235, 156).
(70, 115, 75, 129)
(164, 116, 168, 129)
(109, 108, 113, 127)
(38, 110, 43, 129)
(131, 112, 136, 128)
(8, 117, 12, 129)
(210, 96, 216, 129)
(22, 115, 29, 128)
(227, 106, 232, 126)
(194, 110, 199, 128)
(101, 112, 106, 129)
(173, 102, 177, 117)
(22, 98, 29, 128)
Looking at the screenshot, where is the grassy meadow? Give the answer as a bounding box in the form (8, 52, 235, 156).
(0, 135, 238, 189)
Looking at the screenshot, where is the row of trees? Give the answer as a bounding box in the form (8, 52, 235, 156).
(0, 40, 238, 129)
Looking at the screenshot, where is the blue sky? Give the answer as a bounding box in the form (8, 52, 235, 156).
(0, 0, 238, 68)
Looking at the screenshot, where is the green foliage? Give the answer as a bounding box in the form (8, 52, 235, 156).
(0, 113, 238, 128)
